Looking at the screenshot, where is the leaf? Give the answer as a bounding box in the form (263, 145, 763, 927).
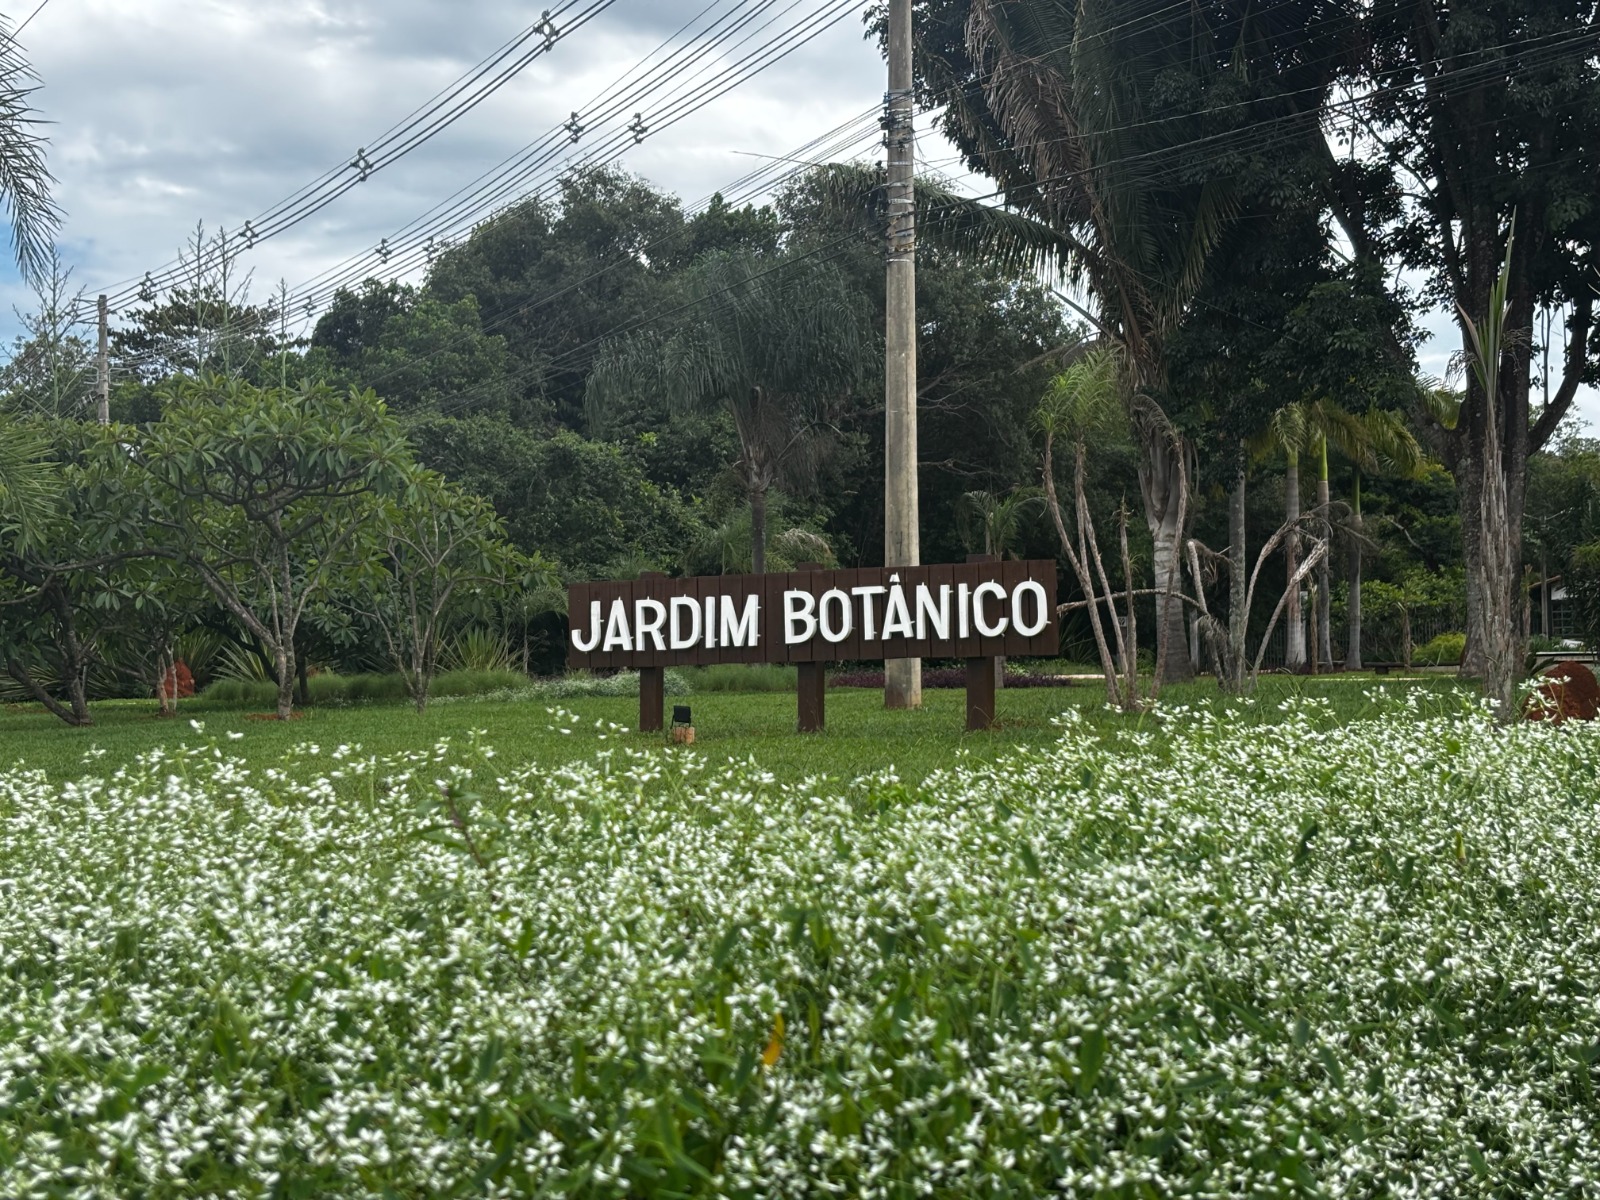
(761, 1012, 784, 1069)
(1076, 1027, 1107, 1097)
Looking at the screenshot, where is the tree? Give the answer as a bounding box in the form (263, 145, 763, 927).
(1, 250, 95, 418)
(1039, 349, 1146, 710)
(881, 0, 1353, 684)
(1349, 1, 1600, 701)
(129, 378, 412, 719)
(350, 470, 541, 712)
(307, 281, 522, 420)
(406, 415, 700, 580)
(586, 250, 869, 574)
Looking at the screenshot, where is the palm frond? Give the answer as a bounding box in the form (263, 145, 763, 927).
(0, 23, 59, 283)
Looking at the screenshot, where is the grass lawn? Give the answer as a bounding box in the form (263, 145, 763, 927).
(1, 672, 1470, 784)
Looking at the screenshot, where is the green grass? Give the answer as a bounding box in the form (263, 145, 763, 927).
(3, 673, 1471, 784)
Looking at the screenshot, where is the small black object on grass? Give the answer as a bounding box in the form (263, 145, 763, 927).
(672, 705, 692, 727)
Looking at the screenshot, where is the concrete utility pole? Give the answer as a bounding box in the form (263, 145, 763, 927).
(883, 0, 921, 709)
(95, 294, 109, 426)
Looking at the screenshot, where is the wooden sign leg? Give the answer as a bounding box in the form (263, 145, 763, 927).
(640, 666, 664, 733)
(798, 661, 826, 733)
(966, 656, 996, 731)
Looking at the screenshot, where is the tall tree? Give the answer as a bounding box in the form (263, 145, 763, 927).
(1351, 0, 1600, 702)
(885, 0, 1351, 682)
(586, 250, 868, 574)
(127, 378, 412, 719)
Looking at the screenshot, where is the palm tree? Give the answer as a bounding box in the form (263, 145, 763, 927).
(1260, 399, 1425, 671)
(879, 0, 1334, 684)
(586, 250, 868, 575)
(0, 18, 59, 284)
(958, 488, 1042, 560)
(0, 18, 62, 548)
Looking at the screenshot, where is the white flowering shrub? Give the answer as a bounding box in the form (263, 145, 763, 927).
(2, 697, 1598, 1197)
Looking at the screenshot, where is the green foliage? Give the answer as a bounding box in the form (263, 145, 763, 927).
(684, 664, 797, 693)
(430, 669, 530, 698)
(198, 678, 279, 707)
(1415, 631, 1467, 667)
(2, 695, 1596, 1194)
(408, 415, 699, 579)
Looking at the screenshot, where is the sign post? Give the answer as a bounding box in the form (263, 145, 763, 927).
(566, 561, 1057, 735)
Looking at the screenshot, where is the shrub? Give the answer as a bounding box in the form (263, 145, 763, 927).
(197, 678, 278, 707)
(1416, 630, 1467, 666)
(306, 673, 350, 704)
(342, 673, 413, 703)
(684, 664, 796, 693)
(3, 703, 1599, 1194)
(431, 669, 530, 698)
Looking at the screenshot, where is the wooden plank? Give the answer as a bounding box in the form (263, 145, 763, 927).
(953, 560, 983, 659)
(640, 666, 664, 732)
(966, 656, 996, 730)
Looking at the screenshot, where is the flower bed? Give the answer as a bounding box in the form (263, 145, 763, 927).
(1, 699, 1597, 1196)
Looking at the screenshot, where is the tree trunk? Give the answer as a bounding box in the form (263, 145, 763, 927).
(1223, 462, 1249, 694)
(1284, 455, 1305, 670)
(1316, 444, 1333, 671)
(275, 644, 296, 721)
(750, 487, 767, 576)
(7, 657, 91, 726)
(1458, 448, 1487, 678)
(1346, 473, 1364, 672)
(1139, 427, 1194, 684)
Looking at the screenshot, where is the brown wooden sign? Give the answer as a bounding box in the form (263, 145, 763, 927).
(567, 560, 1058, 670)
(567, 561, 1057, 736)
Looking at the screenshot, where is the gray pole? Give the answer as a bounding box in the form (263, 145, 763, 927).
(95, 294, 109, 426)
(883, 0, 921, 709)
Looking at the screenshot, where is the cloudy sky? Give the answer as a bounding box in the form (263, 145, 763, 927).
(5, 0, 1593, 429)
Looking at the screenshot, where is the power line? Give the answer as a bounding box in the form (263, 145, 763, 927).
(97, 0, 618, 308)
(12, 0, 50, 36)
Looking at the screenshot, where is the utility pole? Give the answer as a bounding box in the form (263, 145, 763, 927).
(883, 0, 921, 709)
(95, 294, 109, 425)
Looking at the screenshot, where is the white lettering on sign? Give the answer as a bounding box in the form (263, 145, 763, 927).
(602, 598, 633, 652)
(850, 585, 885, 639)
(721, 594, 760, 648)
(785, 589, 817, 644)
(881, 577, 914, 640)
(635, 599, 667, 652)
(818, 588, 853, 643)
(972, 581, 1009, 637)
(915, 583, 950, 641)
(1011, 580, 1049, 637)
(669, 596, 701, 649)
(570, 573, 1054, 657)
(572, 599, 603, 653)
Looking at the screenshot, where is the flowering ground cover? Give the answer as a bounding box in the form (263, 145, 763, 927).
(2, 689, 1597, 1196)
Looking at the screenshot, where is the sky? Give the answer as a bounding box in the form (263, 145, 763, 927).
(4, 0, 1594, 431)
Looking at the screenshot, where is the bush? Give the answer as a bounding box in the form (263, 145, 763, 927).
(5, 703, 1600, 1194)
(342, 673, 412, 703)
(684, 664, 796, 693)
(197, 678, 278, 707)
(431, 669, 530, 698)
(430, 669, 691, 705)
(1416, 630, 1467, 666)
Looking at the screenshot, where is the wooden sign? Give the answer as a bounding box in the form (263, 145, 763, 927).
(567, 561, 1057, 669)
(567, 560, 1057, 734)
